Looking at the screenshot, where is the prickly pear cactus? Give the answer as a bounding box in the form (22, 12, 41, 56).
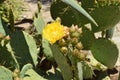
(50, 44, 73, 80)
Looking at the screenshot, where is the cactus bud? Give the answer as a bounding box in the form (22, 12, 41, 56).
(71, 32, 80, 38)
(56, 17, 61, 22)
(71, 38, 78, 45)
(78, 51, 87, 60)
(75, 42, 83, 50)
(60, 46, 68, 54)
(69, 25, 76, 33)
(64, 26, 69, 37)
(73, 48, 79, 56)
(58, 39, 66, 46)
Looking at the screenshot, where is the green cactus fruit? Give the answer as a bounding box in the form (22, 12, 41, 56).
(58, 39, 66, 46)
(90, 38, 118, 68)
(78, 51, 87, 60)
(71, 37, 78, 45)
(73, 48, 79, 56)
(60, 46, 68, 54)
(75, 42, 83, 50)
(69, 26, 76, 33)
(71, 31, 80, 38)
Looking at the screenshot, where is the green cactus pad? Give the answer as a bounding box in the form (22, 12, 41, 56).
(91, 38, 119, 68)
(0, 43, 19, 70)
(34, 13, 46, 34)
(10, 31, 38, 69)
(81, 61, 94, 79)
(80, 27, 95, 50)
(42, 39, 53, 60)
(23, 69, 47, 80)
(50, 0, 81, 27)
(50, 44, 73, 80)
(0, 66, 13, 80)
(91, 5, 120, 32)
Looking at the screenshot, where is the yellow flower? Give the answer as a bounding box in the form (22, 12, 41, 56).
(43, 21, 65, 44)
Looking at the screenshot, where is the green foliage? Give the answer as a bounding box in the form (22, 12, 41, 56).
(20, 64, 33, 78)
(0, 0, 24, 22)
(34, 13, 46, 34)
(50, 44, 73, 80)
(0, 0, 119, 80)
(0, 16, 9, 35)
(23, 69, 47, 80)
(8, 8, 14, 33)
(51, 0, 98, 27)
(82, 61, 94, 79)
(42, 39, 53, 60)
(91, 5, 120, 32)
(10, 31, 38, 68)
(0, 66, 13, 80)
(0, 39, 19, 70)
(62, 0, 98, 26)
(20, 64, 47, 80)
(80, 27, 95, 50)
(50, 0, 80, 26)
(91, 38, 119, 68)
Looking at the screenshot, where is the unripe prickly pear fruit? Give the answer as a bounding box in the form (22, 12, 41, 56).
(58, 39, 66, 46)
(69, 25, 76, 33)
(71, 38, 78, 45)
(60, 46, 68, 54)
(75, 42, 83, 50)
(78, 52, 87, 60)
(71, 32, 80, 38)
(73, 48, 79, 56)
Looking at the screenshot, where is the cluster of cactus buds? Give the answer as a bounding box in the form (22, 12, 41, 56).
(57, 25, 87, 60)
